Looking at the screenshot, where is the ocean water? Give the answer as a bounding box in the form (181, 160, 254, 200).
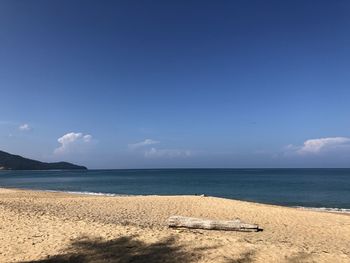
(0, 169, 349, 211)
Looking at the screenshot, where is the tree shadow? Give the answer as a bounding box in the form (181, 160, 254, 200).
(225, 250, 255, 263)
(22, 235, 215, 263)
(286, 252, 312, 263)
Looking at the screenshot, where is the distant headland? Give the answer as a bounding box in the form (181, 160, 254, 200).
(0, 150, 87, 170)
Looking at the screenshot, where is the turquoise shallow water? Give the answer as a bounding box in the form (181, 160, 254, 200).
(0, 169, 350, 210)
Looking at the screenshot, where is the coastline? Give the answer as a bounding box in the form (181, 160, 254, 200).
(1, 187, 350, 262)
(2, 186, 350, 215)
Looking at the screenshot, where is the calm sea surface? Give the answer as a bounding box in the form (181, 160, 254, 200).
(1, 169, 350, 210)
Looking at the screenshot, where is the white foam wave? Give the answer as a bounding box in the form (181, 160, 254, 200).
(66, 191, 121, 196)
(42, 189, 128, 197)
(295, 206, 350, 214)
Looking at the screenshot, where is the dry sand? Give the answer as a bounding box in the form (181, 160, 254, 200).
(0, 188, 349, 263)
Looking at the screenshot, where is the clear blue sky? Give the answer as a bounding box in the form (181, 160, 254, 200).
(1, 0, 350, 168)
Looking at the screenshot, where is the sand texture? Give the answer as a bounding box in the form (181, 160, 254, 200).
(0, 188, 349, 263)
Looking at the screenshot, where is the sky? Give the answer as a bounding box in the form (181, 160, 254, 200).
(1, 0, 350, 168)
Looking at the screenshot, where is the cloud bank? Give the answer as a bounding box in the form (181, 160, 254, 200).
(286, 137, 350, 155)
(19, 123, 31, 131)
(54, 132, 93, 154)
(129, 139, 191, 159)
(145, 148, 191, 158)
(128, 139, 160, 149)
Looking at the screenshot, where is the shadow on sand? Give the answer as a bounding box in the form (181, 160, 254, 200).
(21, 234, 265, 263)
(22, 235, 216, 263)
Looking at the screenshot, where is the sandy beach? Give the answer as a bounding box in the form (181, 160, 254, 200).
(0, 188, 349, 263)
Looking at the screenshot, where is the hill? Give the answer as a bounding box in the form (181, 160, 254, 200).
(0, 150, 87, 170)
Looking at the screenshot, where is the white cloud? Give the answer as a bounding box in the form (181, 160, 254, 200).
(83, 134, 92, 142)
(299, 137, 350, 154)
(287, 137, 350, 155)
(128, 139, 160, 150)
(54, 132, 93, 154)
(19, 123, 31, 131)
(129, 138, 191, 159)
(144, 147, 191, 158)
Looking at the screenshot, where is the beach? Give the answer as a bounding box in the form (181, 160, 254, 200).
(0, 188, 349, 263)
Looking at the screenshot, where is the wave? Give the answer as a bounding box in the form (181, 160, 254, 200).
(44, 190, 350, 214)
(42, 189, 129, 197)
(294, 206, 350, 214)
(3, 186, 350, 213)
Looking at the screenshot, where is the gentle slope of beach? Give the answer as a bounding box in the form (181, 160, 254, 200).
(0, 188, 349, 262)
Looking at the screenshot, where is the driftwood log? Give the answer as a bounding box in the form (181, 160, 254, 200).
(167, 216, 260, 232)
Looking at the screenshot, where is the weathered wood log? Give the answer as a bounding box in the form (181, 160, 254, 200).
(167, 216, 260, 232)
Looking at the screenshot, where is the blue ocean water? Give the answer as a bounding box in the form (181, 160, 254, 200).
(0, 169, 349, 210)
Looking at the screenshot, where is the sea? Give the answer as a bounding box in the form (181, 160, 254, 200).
(1, 169, 349, 212)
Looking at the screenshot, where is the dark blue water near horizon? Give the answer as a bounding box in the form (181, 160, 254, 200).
(1, 169, 350, 209)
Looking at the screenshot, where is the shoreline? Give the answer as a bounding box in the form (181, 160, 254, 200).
(2, 186, 350, 215)
(1, 187, 350, 262)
